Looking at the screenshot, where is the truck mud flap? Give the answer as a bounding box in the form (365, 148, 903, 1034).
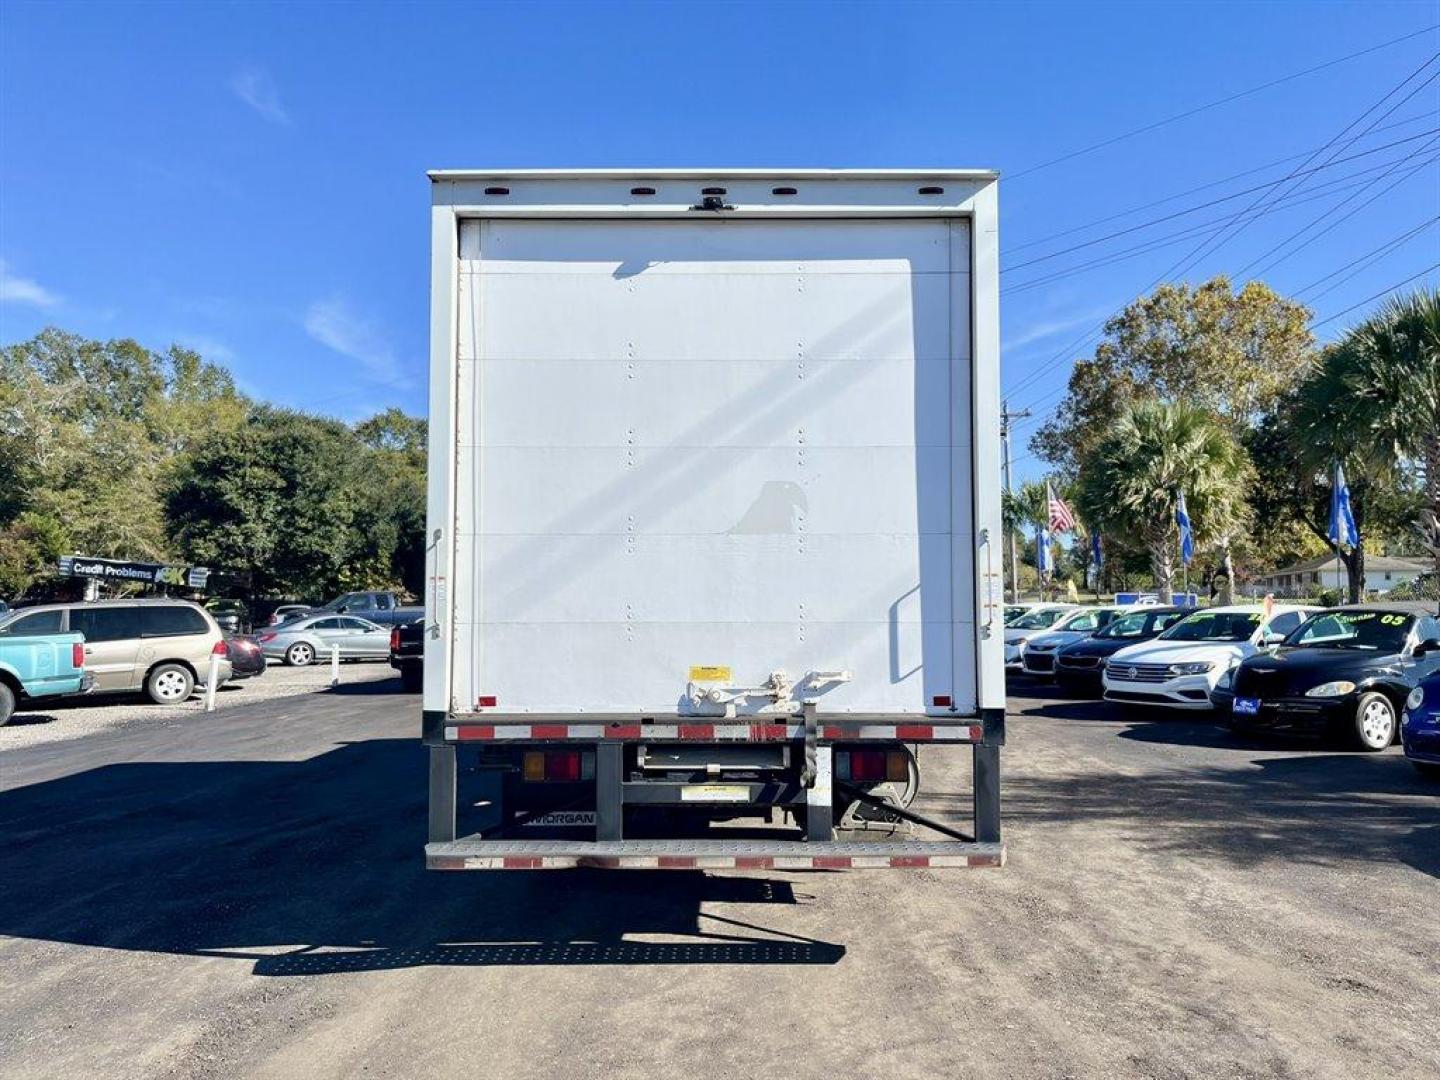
(426, 839, 1005, 871)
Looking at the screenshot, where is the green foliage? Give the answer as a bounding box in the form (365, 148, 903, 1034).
(1033, 276, 1313, 475)
(1077, 399, 1251, 602)
(1, 328, 426, 602)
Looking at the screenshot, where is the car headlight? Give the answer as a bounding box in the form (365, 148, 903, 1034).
(1405, 686, 1424, 711)
(1168, 662, 1215, 676)
(1305, 681, 1357, 698)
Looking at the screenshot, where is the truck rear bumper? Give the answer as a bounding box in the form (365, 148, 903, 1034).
(426, 838, 1005, 870)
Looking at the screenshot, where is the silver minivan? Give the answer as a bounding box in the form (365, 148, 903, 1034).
(0, 599, 233, 704)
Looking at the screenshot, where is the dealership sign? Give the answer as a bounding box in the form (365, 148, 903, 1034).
(58, 555, 210, 590)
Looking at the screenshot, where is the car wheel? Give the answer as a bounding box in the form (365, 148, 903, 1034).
(1351, 691, 1397, 751)
(146, 663, 195, 705)
(285, 642, 315, 666)
(0, 682, 15, 726)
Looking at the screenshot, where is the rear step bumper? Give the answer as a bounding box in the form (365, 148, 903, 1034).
(426, 839, 1005, 870)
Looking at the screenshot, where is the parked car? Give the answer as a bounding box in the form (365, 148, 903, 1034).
(256, 614, 391, 665)
(0, 599, 232, 704)
(1020, 606, 1135, 677)
(1402, 671, 1440, 776)
(225, 633, 268, 679)
(266, 604, 314, 626)
(390, 618, 424, 692)
(1102, 603, 1318, 710)
(205, 598, 251, 635)
(1004, 604, 1077, 668)
(1054, 606, 1189, 694)
(1212, 607, 1440, 750)
(0, 628, 91, 725)
(286, 591, 423, 628)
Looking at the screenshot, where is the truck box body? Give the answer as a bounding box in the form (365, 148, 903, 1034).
(422, 171, 1005, 870)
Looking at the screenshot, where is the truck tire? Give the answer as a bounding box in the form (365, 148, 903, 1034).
(0, 682, 15, 726)
(146, 662, 195, 705)
(285, 641, 315, 666)
(1351, 691, 1397, 751)
(401, 664, 423, 693)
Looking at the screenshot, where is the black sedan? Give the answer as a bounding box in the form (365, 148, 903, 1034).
(1212, 607, 1440, 750)
(1053, 606, 1188, 695)
(224, 633, 268, 679)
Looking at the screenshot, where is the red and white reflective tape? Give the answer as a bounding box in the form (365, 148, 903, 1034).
(428, 851, 1004, 870)
(444, 722, 982, 743)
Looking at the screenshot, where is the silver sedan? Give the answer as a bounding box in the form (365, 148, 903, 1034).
(256, 614, 391, 666)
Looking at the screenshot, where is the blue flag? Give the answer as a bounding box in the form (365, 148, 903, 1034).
(1091, 531, 1104, 569)
(1036, 525, 1053, 575)
(1175, 491, 1194, 567)
(1328, 463, 1359, 548)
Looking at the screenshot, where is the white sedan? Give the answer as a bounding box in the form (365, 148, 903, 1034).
(1004, 604, 1077, 667)
(1102, 604, 1319, 709)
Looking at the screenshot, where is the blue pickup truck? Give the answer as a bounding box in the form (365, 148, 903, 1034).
(0, 630, 90, 725)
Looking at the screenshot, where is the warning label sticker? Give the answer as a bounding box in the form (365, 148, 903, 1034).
(688, 665, 732, 682)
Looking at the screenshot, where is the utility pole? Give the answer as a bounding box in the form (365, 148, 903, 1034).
(1000, 398, 1031, 604)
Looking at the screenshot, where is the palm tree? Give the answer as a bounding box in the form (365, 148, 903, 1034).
(1077, 400, 1251, 602)
(1344, 289, 1440, 581)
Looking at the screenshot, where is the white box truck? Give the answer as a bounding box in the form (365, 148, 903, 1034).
(422, 170, 1005, 870)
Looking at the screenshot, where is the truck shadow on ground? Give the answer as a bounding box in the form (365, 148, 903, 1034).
(0, 738, 844, 973)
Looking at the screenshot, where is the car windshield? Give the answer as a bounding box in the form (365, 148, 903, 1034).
(1097, 610, 1176, 639)
(1009, 608, 1069, 630)
(1051, 608, 1103, 632)
(1159, 610, 1262, 642)
(1285, 610, 1412, 652)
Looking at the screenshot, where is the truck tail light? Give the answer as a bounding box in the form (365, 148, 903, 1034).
(212, 639, 230, 657)
(838, 749, 911, 783)
(72, 643, 84, 669)
(522, 751, 592, 782)
(390, 628, 400, 652)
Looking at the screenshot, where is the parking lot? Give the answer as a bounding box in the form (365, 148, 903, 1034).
(1, 673, 1435, 1080)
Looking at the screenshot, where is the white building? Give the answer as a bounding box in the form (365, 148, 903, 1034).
(1249, 553, 1429, 596)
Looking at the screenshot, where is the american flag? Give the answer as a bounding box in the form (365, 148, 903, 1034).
(1046, 481, 1077, 532)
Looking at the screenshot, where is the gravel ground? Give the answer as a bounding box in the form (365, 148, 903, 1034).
(0, 660, 396, 750)
(0, 678, 1435, 1079)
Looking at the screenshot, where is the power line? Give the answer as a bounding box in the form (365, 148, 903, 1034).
(1297, 217, 1440, 300)
(1001, 148, 1440, 296)
(1002, 51, 1440, 405)
(1238, 142, 1440, 279)
(1004, 109, 1438, 254)
(1003, 124, 1440, 273)
(1006, 25, 1440, 181)
(1161, 53, 1440, 282)
(1311, 262, 1440, 328)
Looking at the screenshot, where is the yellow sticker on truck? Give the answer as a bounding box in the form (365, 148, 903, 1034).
(688, 665, 732, 682)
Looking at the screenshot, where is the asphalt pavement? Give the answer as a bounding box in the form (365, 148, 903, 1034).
(1, 675, 1435, 1079)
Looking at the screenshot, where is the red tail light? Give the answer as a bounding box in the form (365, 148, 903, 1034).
(522, 751, 591, 782)
(390, 628, 400, 652)
(72, 642, 84, 669)
(212, 639, 230, 657)
(849, 750, 887, 781)
(256, 632, 277, 643)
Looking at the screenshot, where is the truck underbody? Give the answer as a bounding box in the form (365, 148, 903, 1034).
(423, 708, 1004, 869)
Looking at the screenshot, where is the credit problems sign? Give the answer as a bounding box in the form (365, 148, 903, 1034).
(58, 555, 210, 590)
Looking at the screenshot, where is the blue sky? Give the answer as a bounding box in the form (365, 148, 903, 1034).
(2, 1, 1436, 482)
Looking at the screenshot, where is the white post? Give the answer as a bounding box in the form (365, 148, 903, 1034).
(330, 644, 340, 688)
(204, 652, 220, 712)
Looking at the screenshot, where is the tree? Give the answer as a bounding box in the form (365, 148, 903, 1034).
(1076, 400, 1251, 602)
(1341, 289, 1440, 580)
(1033, 277, 1313, 474)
